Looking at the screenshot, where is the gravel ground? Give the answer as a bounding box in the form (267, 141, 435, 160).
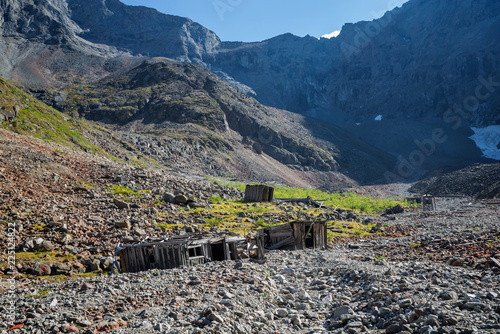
(1, 131, 500, 334)
(1, 197, 500, 334)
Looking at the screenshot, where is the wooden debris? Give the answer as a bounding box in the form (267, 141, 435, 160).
(422, 195, 436, 212)
(244, 184, 274, 202)
(259, 221, 327, 251)
(490, 257, 500, 268)
(276, 196, 327, 208)
(118, 234, 262, 273)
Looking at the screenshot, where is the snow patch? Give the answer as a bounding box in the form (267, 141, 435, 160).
(374, 115, 383, 121)
(469, 126, 500, 160)
(321, 30, 340, 39)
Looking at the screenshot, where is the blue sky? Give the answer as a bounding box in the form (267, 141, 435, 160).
(120, 0, 409, 42)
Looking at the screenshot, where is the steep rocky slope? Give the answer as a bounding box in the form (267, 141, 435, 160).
(0, 0, 145, 88)
(410, 163, 500, 199)
(0, 75, 162, 164)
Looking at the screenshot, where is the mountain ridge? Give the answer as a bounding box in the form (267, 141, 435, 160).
(1, 0, 499, 184)
(35, 57, 396, 186)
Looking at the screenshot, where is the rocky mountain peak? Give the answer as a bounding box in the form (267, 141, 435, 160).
(66, 0, 221, 61)
(0, 0, 82, 43)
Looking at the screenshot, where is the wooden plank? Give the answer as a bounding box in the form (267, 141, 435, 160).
(269, 232, 293, 239)
(170, 246, 176, 269)
(158, 247, 164, 270)
(165, 246, 171, 269)
(256, 235, 265, 259)
(229, 242, 237, 260)
(263, 186, 269, 202)
(181, 246, 185, 267)
(314, 224, 323, 248)
(305, 223, 315, 238)
(491, 257, 500, 268)
(323, 223, 328, 247)
(153, 246, 160, 269)
(129, 247, 136, 273)
(120, 249, 128, 273)
(130, 247, 138, 273)
(162, 246, 169, 269)
(268, 236, 294, 250)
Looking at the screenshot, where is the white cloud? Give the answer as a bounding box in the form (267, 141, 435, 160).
(321, 30, 340, 39)
(375, 115, 383, 121)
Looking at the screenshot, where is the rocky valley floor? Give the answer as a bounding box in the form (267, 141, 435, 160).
(0, 131, 499, 334)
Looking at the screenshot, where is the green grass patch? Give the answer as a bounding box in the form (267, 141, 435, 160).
(209, 195, 223, 203)
(110, 185, 137, 196)
(328, 221, 377, 238)
(252, 219, 280, 228)
(25, 288, 51, 299)
(109, 185, 150, 200)
(221, 181, 407, 214)
(205, 217, 224, 228)
(4, 106, 101, 153)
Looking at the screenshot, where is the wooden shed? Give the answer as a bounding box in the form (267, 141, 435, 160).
(117, 235, 259, 273)
(422, 195, 436, 212)
(244, 185, 274, 202)
(258, 221, 328, 251)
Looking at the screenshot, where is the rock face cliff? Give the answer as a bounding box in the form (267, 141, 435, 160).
(0, 0, 140, 87)
(212, 0, 500, 175)
(215, 0, 500, 124)
(66, 0, 221, 61)
(0, 0, 223, 86)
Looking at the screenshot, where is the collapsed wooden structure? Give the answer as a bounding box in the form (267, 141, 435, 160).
(117, 235, 264, 273)
(244, 184, 274, 202)
(422, 195, 436, 212)
(258, 221, 327, 251)
(115, 221, 327, 273)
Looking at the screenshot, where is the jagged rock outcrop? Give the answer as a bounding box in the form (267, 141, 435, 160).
(66, 0, 221, 61)
(0, 0, 142, 87)
(37, 58, 396, 182)
(410, 163, 500, 199)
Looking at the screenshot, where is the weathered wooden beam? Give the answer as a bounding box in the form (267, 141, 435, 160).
(268, 236, 295, 250)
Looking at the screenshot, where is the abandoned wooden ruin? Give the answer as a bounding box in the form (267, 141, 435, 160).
(406, 195, 436, 212)
(115, 220, 327, 273)
(422, 195, 436, 212)
(258, 221, 328, 251)
(243, 184, 275, 202)
(117, 235, 265, 273)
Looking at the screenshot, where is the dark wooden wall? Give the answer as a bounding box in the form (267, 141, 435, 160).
(244, 185, 275, 202)
(118, 238, 249, 273)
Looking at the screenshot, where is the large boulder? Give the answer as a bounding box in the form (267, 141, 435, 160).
(385, 204, 404, 215)
(174, 195, 188, 205)
(115, 220, 131, 229)
(52, 262, 71, 275)
(32, 263, 51, 276)
(113, 198, 130, 210)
